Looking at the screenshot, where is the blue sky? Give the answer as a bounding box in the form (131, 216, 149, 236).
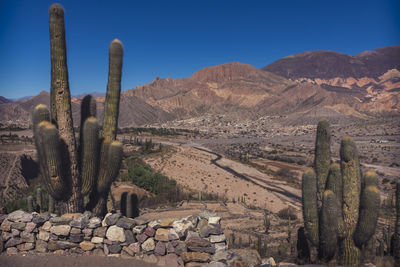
(0, 0, 399, 99)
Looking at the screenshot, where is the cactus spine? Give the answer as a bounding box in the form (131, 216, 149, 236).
(301, 119, 380, 265)
(32, 3, 123, 215)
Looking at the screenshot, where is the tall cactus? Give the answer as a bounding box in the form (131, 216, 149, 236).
(32, 3, 123, 215)
(301, 119, 380, 265)
(314, 119, 331, 209)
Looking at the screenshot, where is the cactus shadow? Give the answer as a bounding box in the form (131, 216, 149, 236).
(20, 155, 40, 183)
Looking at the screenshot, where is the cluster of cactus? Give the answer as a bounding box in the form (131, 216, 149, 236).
(301, 119, 380, 265)
(120, 192, 139, 218)
(27, 188, 55, 214)
(32, 4, 123, 215)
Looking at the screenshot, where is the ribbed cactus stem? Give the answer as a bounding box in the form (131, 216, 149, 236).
(314, 119, 331, 209)
(36, 121, 66, 200)
(354, 184, 380, 249)
(80, 116, 99, 196)
(49, 3, 81, 212)
(326, 163, 345, 238)
(302, 168, 319, 247)
(363, 170, 379, 188)
(120, 192, 128, 216)
(33, 104, 50, 135)
(319, 190, 338, 261)
(339, 136, 361, 266)
(36, 188, 43, 213)
(27, 196, 34, 212)
(126, 193, 133, 218)
(48, 196, 55, 213)
(102, 39, 123, 142)
(97, 141, 122, 194)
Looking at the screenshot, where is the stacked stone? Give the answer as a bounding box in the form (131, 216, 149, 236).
(0, 210, 242, 267)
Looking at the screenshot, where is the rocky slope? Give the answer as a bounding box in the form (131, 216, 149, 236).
(0, 91, 174, 129)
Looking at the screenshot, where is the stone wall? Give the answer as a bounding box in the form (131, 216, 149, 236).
(0, 210, 248, 267)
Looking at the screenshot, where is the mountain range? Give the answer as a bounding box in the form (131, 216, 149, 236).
(1, 45, 399, 128)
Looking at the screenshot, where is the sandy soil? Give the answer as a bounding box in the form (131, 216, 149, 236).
(144, 144, 301, 214)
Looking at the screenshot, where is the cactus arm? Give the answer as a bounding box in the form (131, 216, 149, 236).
(36, 121, 66, 200)
(319, 190, 338, 261)
(354, 185, 380, 249)
(339, 136, 362, 266)
(80, 117, 99, 196)
(302, 168, 319, 247)
(102, 39, 123, 142)
(314, 119, 331, 209)
(49, 3, 81, 212)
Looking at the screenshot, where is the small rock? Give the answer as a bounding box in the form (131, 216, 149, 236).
(128, 242, 141, 254)
(105, 213, 121, 226)
(148, 220, 161, 229)
(214, 242, 226, 252)
(7, 210, 32, 222)
(35, 239, 48, 253)
(82, 228, 93, 237)
(41, 221, 52, 231)
(122, 246, 134, 256)
(48, 240, 78, 251)
(88, 217, 101, 228)
(6, 247, 18, 254)
(124, 230, 136, 244)
(5, 237, 22, 248)
(199, 224, 222, 238)
(25, 222, 36, 233)
(172, 218, 195, 238)
(108, 242, 122, 254)
(116, 217, 135, 229)
(181, 251, 211, 263)
(80, 241, 95, 251)
(132, 225, 146, 234)
(93, 248, 105, 256)
(20, 231, 35, 243)
(37, 231, 50, 241)
(155, 228, 169, 242)
(32, 214, 50, 225)
(167, 229, 179, 241)
(50, 225, 71, 236)
(145, 227, 155, 237)
(21, 242, 35, 251)
(210, 234, 226, 243)
(136, 232, 148, 243)
(174, 241, 187, 255)
(11, 229, 20, 236)
(2, 231, 12, 241)
(167, 242, 175, 253)
(70, 215, 89, 229)
(208, 217, 221, 225)
(69, 234, 84, 243)
(141, 238, 155, 252)
(159, 218, 176, 228)
(50, 217, 72, 225)
(102, 213, 112, 226)
(106, 225, 126, 242)
(104, 244, 109, 255)
(185, 231, 200, 241)
(103, 239, 112, 245)
(49, 233, 58, 241)
(264, 257, 276, 266)
(0, 220, 12, 231)
(185, 263, 206, 267)
(154, 241, 166, 255)
(70, 227, 82, 235)
(0, 214, 8, 224)
(91, 237, 103, 243)
(186, 237, 212, 248)
(93, 227, 107, 237)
